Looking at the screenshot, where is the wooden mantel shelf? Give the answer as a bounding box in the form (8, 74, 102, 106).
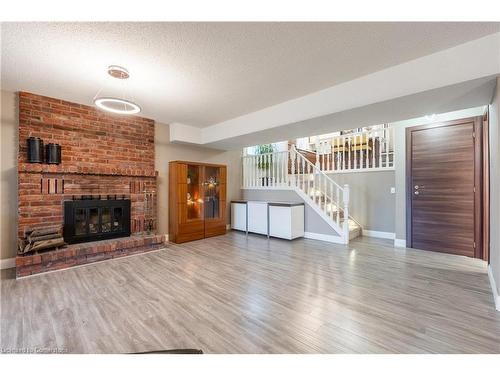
(18, 162, 158, 178)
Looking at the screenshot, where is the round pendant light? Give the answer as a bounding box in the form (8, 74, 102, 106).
(93, 65, 141, 115)
(94, 97, 141, 114)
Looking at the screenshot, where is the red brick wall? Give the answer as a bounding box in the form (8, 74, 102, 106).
(18, 92, 157, 240)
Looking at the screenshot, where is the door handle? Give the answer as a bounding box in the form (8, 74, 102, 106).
(414, 191, 419, 195)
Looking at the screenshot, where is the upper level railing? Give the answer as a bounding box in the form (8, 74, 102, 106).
(309, 126, 394, 172)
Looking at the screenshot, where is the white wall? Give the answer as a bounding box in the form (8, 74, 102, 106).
(489, 78, 500, 303)
(391, 106, 487, 244)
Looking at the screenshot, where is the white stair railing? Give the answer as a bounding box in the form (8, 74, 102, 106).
(312, 126, 394, 172)
(242, 145, 351, 243)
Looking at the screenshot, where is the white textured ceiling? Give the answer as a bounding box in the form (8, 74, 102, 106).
(2, 22, 499, 127)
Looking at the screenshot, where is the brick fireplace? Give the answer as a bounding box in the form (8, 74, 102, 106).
(16, 92, 165, 277)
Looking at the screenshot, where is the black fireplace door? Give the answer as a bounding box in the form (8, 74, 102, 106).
(64, 199, 131, 244)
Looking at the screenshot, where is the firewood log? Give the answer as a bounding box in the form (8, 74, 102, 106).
(18, 239, 26, 254)
(25, 227, 60, 237)
(28, 238, 66, 252)
(28, 233, 60, 243)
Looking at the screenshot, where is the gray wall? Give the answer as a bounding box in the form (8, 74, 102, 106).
(326, 171, 395, 233)
(241, 189, 339, 236)
(0, 90, 18, 261)
(489, 78, 500, 296)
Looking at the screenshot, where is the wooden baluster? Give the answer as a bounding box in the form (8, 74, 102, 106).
(276, 153, 280, 186)
(271, 153, 274, 187)
(244, 157, 248, 187)
(250, 156, 253, 187)
(328, 142, 331, 171)
(342, 136, 346, 170)
(286, 151, 290, 186)
(360, 133, 364, 169)
(317, 174, 321, 207)
(280, 152, 284, 186)
(371, 130, 376, 169)
(291, 148, 296, 187)
(378, 130, 383, 169)
(277, 152, 280, 185)
(282, 152, 285, 185)
(259, 155, 263, 186)
(299, 158, 306, 191)
(255, 155, 258, 186)
(352, 134, 356, 169)
(312, 165, 315, 198)
(285, 151, 289, 186)
(254, 155, 258, 186)
(365, 131, 370, 168)
(323, 174, 327, 213)
(273, 153, 276, 185)
(329, 183, 333, 220)
(241, 151, 245, 188)
(264, 154, 267, 186)
(315, 139, 320, 169)
(386, 126, 391, 168)
(336, 137, 341, 171)
(304, 163, 311, 196)
(321, 141, 325, 170)
(336, 186, 340, 226)
(269, 154, 273, 187)
(343, 184, 350, 244)
(366, 131, 370, 169)
(249, 156, 253, 187)
(303, 160, 306, 194)
(325, 142, 329, 171)
(348, 136, 351, 170)
(318, 174, 321, 206)
(249, 156, 252, 187)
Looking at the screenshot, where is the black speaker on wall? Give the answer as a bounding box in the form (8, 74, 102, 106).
(45, 143, 62, 165)
(27, 137, 44, 163)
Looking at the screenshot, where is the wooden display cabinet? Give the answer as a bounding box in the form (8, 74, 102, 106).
(169, 161, 227, 243)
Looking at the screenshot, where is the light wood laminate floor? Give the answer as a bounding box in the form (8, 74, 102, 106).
(1, 232, 499, 353)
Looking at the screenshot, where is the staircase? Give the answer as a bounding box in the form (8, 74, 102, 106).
(241, 145, 361, 244)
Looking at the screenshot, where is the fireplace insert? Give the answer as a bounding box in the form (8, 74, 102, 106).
(63, 198, 131, 244)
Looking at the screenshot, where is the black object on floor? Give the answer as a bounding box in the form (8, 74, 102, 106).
(130, 349, 203, 354)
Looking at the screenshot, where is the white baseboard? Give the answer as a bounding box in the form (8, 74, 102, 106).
(394, 238, 406, 248)
(487, 265, 500, 312)
(304, 232, 345, 244)
(226, 224, 231, 230)
(362, 230, 395, 240)
(0, 257, 16, 270)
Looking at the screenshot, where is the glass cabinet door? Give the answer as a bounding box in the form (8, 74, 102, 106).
(186, 164, 203, 220)
(203, 166, 221, 219)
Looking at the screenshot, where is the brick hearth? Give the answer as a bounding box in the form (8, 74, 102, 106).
(16, 92, 164, 277)
(16, 234, 165, 277)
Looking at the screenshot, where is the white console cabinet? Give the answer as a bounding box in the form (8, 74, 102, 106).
(230, 201, 247, 231)
(247, 201, 268, 235)
(231, 200, 304, 240)
(268, 203, 305, 240)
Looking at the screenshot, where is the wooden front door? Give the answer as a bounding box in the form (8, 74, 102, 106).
(406, 117, 482, 258)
